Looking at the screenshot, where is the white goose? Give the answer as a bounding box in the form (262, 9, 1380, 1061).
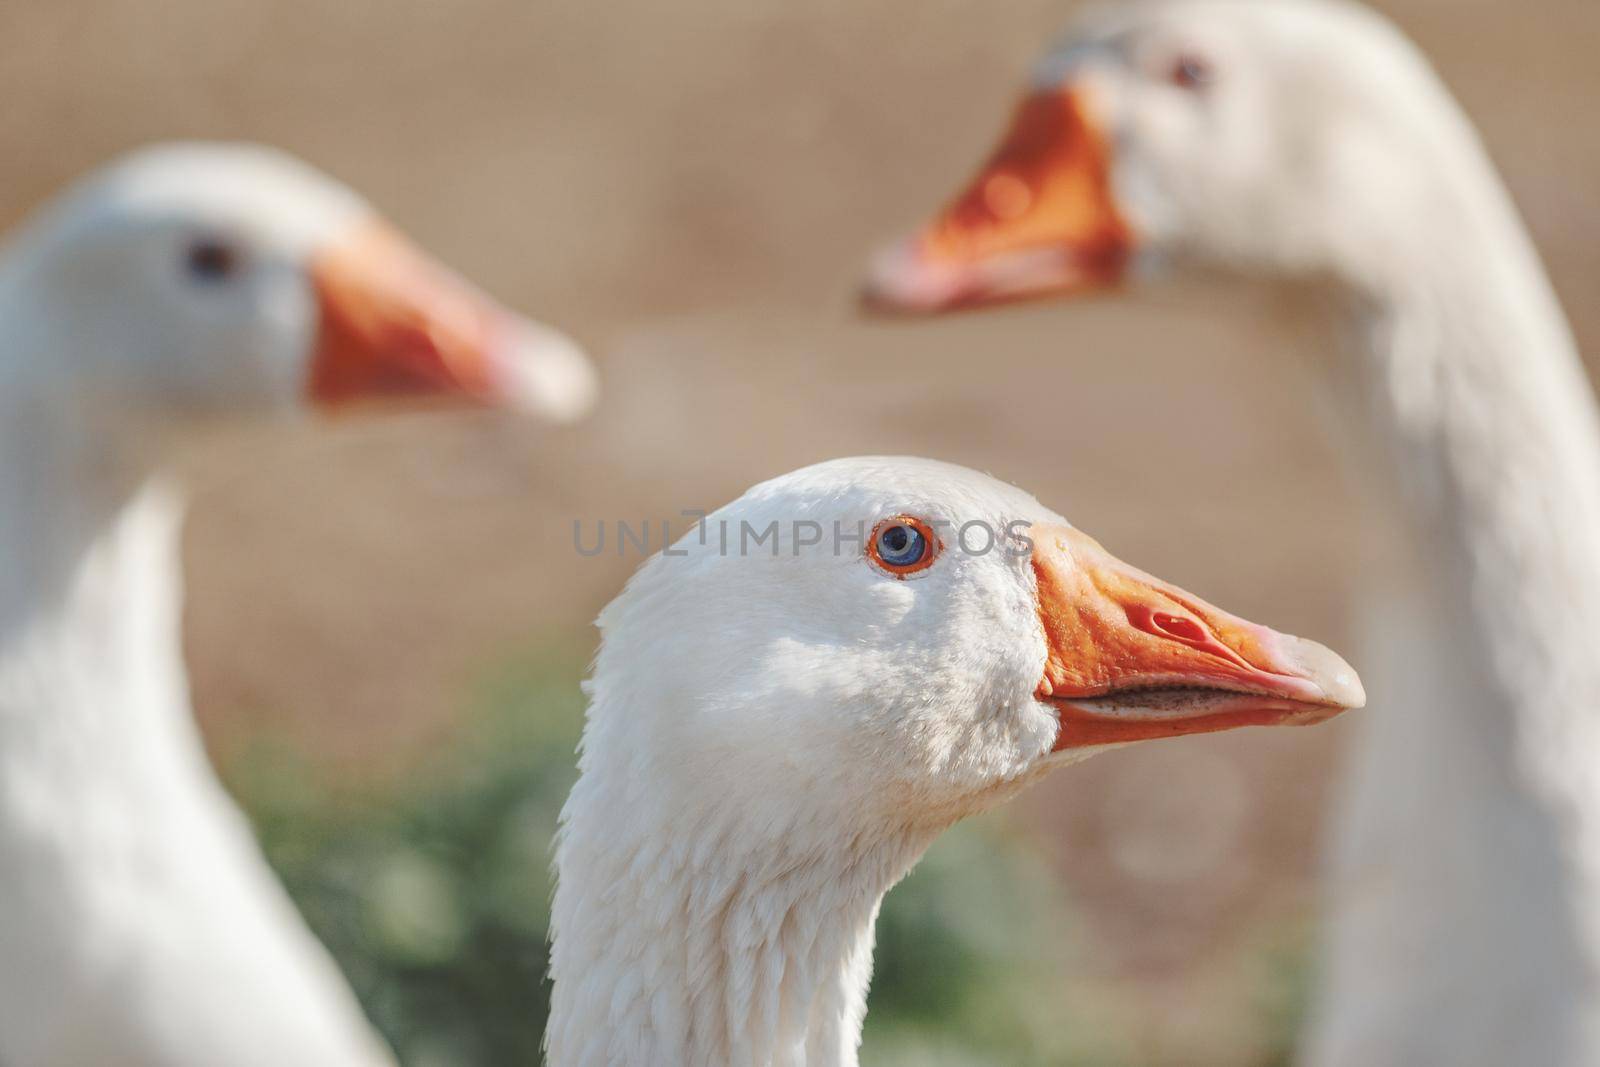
(546, 456, 1363, 1066)
(863, 2, 1600, 1064)
(0, 143, 596, 1066)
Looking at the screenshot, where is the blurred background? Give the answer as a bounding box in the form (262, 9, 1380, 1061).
(4, 0, 1596, 1063)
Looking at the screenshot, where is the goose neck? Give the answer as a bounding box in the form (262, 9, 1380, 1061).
(547, 745, 940, 1067)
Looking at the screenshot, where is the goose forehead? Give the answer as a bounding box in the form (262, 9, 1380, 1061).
(1044, 0, 1407, 68)
(734, 456, 1061, 525)
(59, 143, 369, 251)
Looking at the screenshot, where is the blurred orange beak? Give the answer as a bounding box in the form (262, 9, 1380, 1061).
(862, 89, 1130, 313)
(1031, 525, 1364, 750)
(307, 221, 597, 421)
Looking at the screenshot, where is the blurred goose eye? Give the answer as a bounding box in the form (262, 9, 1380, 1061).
(868, 516, 940, 577)
(182, 237, 242, 284)
(1168, 52, 1215, 90)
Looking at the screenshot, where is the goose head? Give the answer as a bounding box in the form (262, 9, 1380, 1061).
(861, 0, 1459, 311)
(553, 458, 1364, 1061)
(578, 457, 1363, 838)
(0, 142, 597, 423)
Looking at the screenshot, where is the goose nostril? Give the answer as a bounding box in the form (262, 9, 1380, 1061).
(982, 172, 1033, 220)
(1152, 612, 1208, 643)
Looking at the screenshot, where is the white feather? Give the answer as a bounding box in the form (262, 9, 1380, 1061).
(0, 145, 395, 1067)
(1021, 3, 1600, 1061)
(548, 458, 1170, 1066)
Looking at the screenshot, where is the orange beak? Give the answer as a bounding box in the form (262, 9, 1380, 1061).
(307, 220, 596, 421)
(862, 88, 1131, 313)
(1031, 525, 1363, 750)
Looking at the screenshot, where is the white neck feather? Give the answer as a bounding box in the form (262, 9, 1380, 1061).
(0, 384, 390, 1065)
(1305, 107, 1600, 1064)
(547, 683, 953, 1067)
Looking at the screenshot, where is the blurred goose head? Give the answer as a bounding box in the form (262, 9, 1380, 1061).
(547, 457, 1362, 1065)
(862, 0, 1467, 310)
(0, 142, 597, 424)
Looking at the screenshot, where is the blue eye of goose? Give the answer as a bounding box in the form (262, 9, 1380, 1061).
(875, 522, 927, 567)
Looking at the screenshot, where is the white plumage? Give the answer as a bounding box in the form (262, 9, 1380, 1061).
(864, 2, 1600, 1063)
(0, 143, 594, 1065)
(546, 456, 1361, 1066)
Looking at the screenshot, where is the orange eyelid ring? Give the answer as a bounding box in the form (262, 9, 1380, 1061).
(1028, 524, 1365, 751)
(866, 516, 943, 578)
(860, 86, 1132, 314)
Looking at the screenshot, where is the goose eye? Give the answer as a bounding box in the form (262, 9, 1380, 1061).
(182, 237, 242, 284)
(1168, 53, 1214, 90)
(868, 516, 940, 577)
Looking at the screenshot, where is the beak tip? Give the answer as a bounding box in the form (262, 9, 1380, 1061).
(858, 237, 960, 315)
(488, 321, 600, 424)
(1283, 635, 1366, 710)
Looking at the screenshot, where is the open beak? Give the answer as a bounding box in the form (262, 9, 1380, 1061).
(861, 88, 1131, 314)
(1031, 525, 1364, 750)
(306, 220, 597, 422)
